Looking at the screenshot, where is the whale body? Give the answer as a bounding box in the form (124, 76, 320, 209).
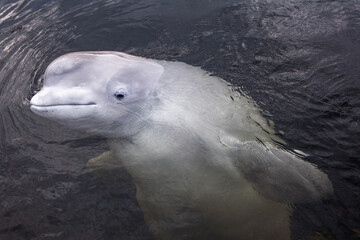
(30, 51, 333, 240)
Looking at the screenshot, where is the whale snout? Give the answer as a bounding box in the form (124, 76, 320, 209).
(30, 87, 98, 107)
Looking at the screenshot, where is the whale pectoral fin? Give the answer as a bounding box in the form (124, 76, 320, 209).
(86, 151, 117, 169)
(230, 141, 333, 203)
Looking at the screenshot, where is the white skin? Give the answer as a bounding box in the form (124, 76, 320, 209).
(31, 52, 333, 240)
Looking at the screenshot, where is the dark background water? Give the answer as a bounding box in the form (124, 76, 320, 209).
(0, 0, 359, 239)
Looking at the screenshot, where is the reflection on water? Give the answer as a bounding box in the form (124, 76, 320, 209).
(0, 0, 359, 239)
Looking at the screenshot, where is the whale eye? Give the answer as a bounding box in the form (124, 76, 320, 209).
(114, 88, 128, 101)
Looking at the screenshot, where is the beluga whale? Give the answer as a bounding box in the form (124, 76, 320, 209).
(30, 51, 333, 240)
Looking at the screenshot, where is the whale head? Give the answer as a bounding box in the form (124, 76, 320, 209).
(30, 52, 164, 137)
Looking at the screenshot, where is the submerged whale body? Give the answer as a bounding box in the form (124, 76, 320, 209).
(30, 51, 332, 240)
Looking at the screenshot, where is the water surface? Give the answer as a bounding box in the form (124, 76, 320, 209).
(0, 0, 359, 239)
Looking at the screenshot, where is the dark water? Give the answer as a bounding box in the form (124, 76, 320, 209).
(0, 0, 359, 239)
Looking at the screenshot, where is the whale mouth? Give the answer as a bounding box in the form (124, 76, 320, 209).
(30, 103, 97, 107)
(30, 103, 97, 113)
(30, 103, 98, 116)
